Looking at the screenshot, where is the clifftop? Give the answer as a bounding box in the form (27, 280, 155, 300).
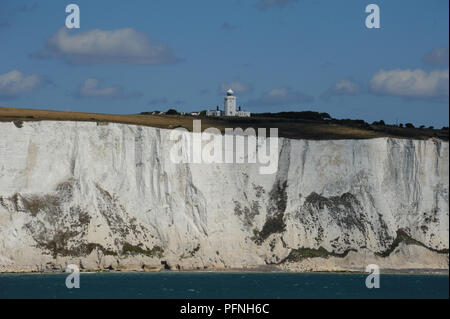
(1, 106, 448, 141)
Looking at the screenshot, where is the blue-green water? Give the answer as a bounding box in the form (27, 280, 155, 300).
(0, 272, 448, 299)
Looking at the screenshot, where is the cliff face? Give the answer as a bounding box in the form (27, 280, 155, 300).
(0, 121, 448, 272)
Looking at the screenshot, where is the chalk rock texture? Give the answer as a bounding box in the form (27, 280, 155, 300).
(0, 121, 448, 272)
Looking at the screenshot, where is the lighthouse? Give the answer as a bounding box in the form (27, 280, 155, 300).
(224, 88, 236, 116)
(205, 88, 251, 117)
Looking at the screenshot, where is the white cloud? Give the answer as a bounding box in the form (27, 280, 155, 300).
(247, 87, 314, 106)
(0, 70, 45, 99)
(219, 81, 253, 95)
(423, 47, 449, 66)
(322, 79, 360, 100)
(333, 80, 360, 95)
(75, 78, 141, 99)
(369, 68, 449, 101)
(34, 28, 180, 65)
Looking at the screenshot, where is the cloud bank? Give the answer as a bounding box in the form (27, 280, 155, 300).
(322, 79, 360, 100)
(0, 70, 45, 99)
(34, 28, 181, 65)
(75, 78, 141, 99)
(218, 81, 254, 95)
(369, 68, 449, 101)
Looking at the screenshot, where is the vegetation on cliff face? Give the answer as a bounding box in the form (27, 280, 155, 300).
(253, 181, 288, 245)
(122, 243, 164, 258)
(282, 228, 449, 264)
(0, 179, 164, 260)
(179, 244, 201, 259)
(282, 246, 357, 263)
(234, 200, 260, 228)
(376, 229, 449, 257)
(188, 244, 200, 257)
(303, 192, 367, 234)
(37, 239, 117, 259)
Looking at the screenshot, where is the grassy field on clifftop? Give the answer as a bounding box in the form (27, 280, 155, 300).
(1, 107, 448, 141)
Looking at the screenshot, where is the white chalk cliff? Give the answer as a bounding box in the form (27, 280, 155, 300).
(0, 121, 448, 272)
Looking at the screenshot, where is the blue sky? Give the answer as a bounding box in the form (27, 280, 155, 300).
(0, 0, 448, 127)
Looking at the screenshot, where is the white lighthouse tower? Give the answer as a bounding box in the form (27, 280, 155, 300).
(224, 88, 236, 116)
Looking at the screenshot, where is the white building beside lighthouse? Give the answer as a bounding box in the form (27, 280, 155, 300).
(205, 88, 251, 117)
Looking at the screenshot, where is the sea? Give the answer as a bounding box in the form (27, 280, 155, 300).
(0, 272, 448, 299)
